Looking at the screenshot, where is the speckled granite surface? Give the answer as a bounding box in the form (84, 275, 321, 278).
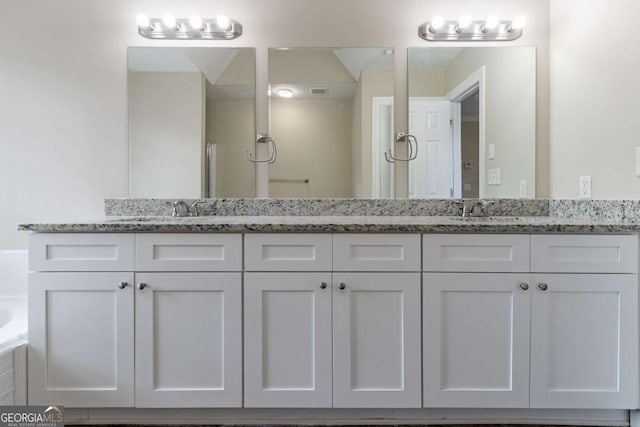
(104, 198, 550, 217)
(18, 199, 640, 233)
(17, 215, 640, 233)
(549, 199, 640, 222)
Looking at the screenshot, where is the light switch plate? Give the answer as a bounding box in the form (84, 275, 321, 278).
(488, 144, 495, 159)
(488, 168, 501, 185)
(519, 180, 527, 197)
(579, 176, 592, 198)
(635, 147, 640, 176)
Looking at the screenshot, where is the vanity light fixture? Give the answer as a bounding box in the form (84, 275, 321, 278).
(136, 13, 242, 40)
(419, 15, 525, 41)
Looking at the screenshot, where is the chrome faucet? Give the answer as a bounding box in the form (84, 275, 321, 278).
(172, 200, 206, 217)
(469, 200, 496, 217)
(453, 200, 495, 218)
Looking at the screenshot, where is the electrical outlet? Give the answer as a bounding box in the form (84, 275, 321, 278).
(488, 144, 495, 160)
(488, 168, 501, 185)
(578, 176, 592, 198)
(519, 180, 527, 197)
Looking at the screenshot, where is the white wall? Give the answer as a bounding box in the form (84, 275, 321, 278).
(0, 251, 27, 298)
(0, 0, 549, 249)
(549, 0, 640, 198)
(129, 71, 205, 198)
(206, 99, 256, 197)
(270, 98, 353, 198)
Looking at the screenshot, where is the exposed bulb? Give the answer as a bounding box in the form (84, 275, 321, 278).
(511, 15, 526, 30)
(458, 15, 472, 29)
(278, 89, 293, 98)
(485, 16, 499, 30)
(136, 13, 150, 29)
(216, 15, 231, 29)
(162, 14, 177, 29)
(189, 14, 203, 30)
(430, 15, 445, 31)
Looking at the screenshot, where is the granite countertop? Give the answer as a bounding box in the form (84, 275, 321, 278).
(17, 215, 640, 233)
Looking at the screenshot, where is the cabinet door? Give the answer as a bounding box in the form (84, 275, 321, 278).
(333, 273, 421, 408)
(244, 273, 332, 407)
(28, 272, 134, 407)
(135, 273, 242, 407)
(530, 274, 639, 409)
(422, 273, 531, 408)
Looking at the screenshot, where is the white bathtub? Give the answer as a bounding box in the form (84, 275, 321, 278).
(0, 298, 27, 405)
(0, 298, 27, 354)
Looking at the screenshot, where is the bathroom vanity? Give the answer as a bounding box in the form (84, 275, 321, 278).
(19, 199, 640, 423)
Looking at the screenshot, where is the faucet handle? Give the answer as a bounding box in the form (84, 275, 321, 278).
(172, 200, 190, 217)
(190, 200, 206, 217)
(470, 200, 497, 217)
(452, 200, 470, 217)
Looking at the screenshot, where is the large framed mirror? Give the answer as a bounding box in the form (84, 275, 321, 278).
(268, 47, 394, 198)
(408, 46, 536, 199)
(128, 47, 256, 198)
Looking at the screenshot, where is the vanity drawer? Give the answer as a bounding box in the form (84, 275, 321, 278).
(29, 233, 135, 272)
(423, 234, 530, 272)
(531, 234, 638, 273)
(333, 234, 420, 272)
(244, 234, 332, 271)
(135, 234, 242, 271)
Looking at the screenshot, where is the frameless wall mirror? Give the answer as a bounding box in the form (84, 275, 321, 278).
(128, 47, 256, 198)
(408, 46, 536, 199)
(268, 47, 394, 198)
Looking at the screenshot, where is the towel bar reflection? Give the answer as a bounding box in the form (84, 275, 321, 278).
(269, 178, 310, 184)
(245, 134, 277, 164)
(385, 132, 418, 163)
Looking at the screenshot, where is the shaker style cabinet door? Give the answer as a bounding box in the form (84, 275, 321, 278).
(530, 274, 639, 409)
(332, 273, 421, 408)
(244, 273, 333, 408)
(28, 272, 135, 407)
(422, 273, 531, 408)
(134, 273, 242, 407)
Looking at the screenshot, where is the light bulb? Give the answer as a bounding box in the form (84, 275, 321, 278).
(430, 16, 445, 31)
(458, 15, 472, 29)
(485, 16, 499, 30)
(278, 89, 293, 98)
(216, 15, 231, 29)
(162, 14, 177, 29)
(136, 13, 150, 29)
(511, 15, 526, 30)
(189, 14, 203, 29)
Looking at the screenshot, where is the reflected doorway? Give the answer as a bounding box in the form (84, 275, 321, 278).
(460, 89, 480, 198)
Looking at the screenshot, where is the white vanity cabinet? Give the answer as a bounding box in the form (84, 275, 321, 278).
(422, 234, 639, 410)
(529, 235, 639, 409)
(134, 272, 242, 408)
(422, 234, 532, 408)
(29, 271, 135, 407)
(243, 233, 421, 408)
(27, 230, 640, 412)
(28, 233, 243, 408)
(243, 234, 333, 408)
(332, 234, 421, 408)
